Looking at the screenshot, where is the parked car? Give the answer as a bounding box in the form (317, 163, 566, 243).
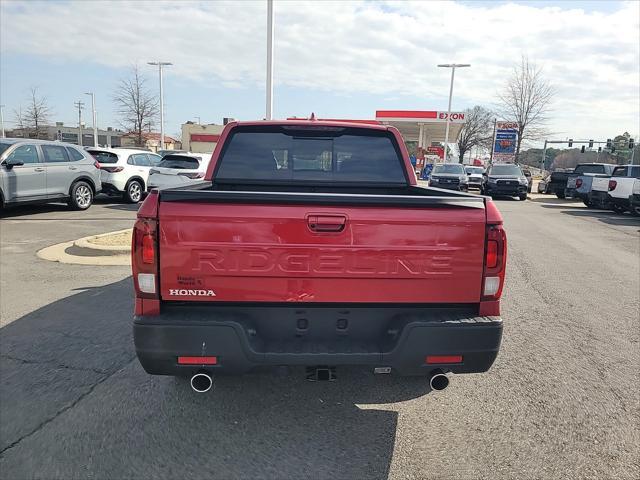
(0, 138, 101, 210)
(481, 163, 528, 200)
(428, 163, 469, 191)
(147, 153, 211, 192)
(565, 163, 616, 200)
(464, 166, 484, 190)
(547, 168, 573, 198)
(521, 167, 533, 193)
(132, 120, 505, 392)
(606, 165, 640, 214)
(87, 148, 161, 203)
(537, 173, 551, 193)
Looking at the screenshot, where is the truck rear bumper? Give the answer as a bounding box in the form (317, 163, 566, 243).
(133, 305, 502, 377)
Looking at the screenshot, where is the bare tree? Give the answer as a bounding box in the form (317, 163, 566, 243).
(113, 65, 159, 147)
(14, 87, 52, 138)
(456, 105, 494, 163)
(497, 55, 555, 157)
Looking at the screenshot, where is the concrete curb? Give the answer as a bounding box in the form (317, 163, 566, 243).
(36, 227, 133, 266)
(74, 228, 132, 253)
(37, 241, 131, 266)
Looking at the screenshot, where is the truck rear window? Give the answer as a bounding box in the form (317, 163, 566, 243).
(215, 126, 406, 184)
(573, 165, 606, 174)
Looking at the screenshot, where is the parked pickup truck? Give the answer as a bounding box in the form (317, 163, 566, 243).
(565, 163, 616, 200)
(132, 120, 506, 393)
(547, 169, 573, 198)
(607, 165, 640, 214)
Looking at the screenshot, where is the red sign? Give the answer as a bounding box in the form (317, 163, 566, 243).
(438, 112, 465, 121)
(426, 146, 444, 159)
(190, 134, 220, 142)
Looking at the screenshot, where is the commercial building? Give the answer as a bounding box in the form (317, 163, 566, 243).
(7, 122, 124, 147)
(181, 122, 227, 153)
(120, 132, 179, 152)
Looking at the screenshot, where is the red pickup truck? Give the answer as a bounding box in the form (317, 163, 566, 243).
(132, 120, 505, 393)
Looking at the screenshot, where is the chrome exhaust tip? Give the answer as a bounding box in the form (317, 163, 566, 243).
(190, 371, 213, 393)
(429, 370, 449, 391)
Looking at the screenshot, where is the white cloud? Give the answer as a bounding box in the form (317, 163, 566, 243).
(1, 0, 638, 140)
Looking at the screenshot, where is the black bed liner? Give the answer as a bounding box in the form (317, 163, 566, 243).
(158, 182, 486, 209)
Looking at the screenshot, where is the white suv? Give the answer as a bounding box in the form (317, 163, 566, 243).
(87, 148, 161, 203)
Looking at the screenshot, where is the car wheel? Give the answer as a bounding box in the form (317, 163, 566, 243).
(556, 192, 566, 199)
(124, 180, 143, 203)
(519, 194, 527, 201)
(631, 205, 640, 217)
(68, 181, 93, 210)
(583, 199, 594, 208)
(611, 204, 626, 214)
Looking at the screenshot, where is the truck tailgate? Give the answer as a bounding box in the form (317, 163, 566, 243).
(158, 199, 487, 304)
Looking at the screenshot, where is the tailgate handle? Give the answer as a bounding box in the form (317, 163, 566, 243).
(308, 215, 346, 232)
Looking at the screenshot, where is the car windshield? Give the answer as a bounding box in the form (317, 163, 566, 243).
(465, 167, 484, 175)
(157, 156, 200, 170)
(433, 164, 464, 174)
(490, 164, 522, 176)
(89, 150, 119, 164)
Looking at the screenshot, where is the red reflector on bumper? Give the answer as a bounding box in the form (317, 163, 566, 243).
(177, 356, 218, 365)
(426, 355, 463, 364)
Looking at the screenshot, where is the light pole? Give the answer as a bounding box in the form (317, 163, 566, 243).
(84, 92, 98, 147)
(437, 63, 470, 161)
(0, 105, 5, 138)
(266, 0, 274, 120)
(195, 116, 201, 124)
(148, 61, 172, 149)
(74, 100, 85, 147)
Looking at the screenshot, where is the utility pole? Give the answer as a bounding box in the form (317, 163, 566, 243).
(489, 118, 497, 164)
(0, 105, 5, 138)
(541, 139, 548, 172)
(74, 100, 85, 147)
(266, 0, 274, 120)
(84, 92, 98, 147)
(148, 61, 173, 149)
(437, 63, 470, 161)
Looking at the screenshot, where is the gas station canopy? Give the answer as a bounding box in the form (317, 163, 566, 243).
(375, 110, 466, 149)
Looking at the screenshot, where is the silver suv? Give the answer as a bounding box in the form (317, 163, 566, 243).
(0, 138, 102, 210)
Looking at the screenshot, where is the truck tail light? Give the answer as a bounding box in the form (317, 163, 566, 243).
(608, 180, 617, 191)
(132, 217, 158, 299)
(482, 224, 507, 301)
(575, 178, 583, 188)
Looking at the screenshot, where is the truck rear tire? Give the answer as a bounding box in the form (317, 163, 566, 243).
(583, 199, 594, 208)
(519, 194, 527, 201)
(556, 192, 565, 199)
(612, 204, 626, 214)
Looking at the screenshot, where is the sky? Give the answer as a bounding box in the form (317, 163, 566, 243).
(1, 0, 638, 147)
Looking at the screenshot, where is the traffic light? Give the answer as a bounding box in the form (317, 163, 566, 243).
(606, 139, 612, 148)
(568, 139, 573, 147)
(629, 138, 635, 149)
(588, 139, 593, 148)
(581, 145, 585, 153)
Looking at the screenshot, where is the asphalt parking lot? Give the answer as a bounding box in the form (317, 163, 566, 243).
(1, 195, 638, 479)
